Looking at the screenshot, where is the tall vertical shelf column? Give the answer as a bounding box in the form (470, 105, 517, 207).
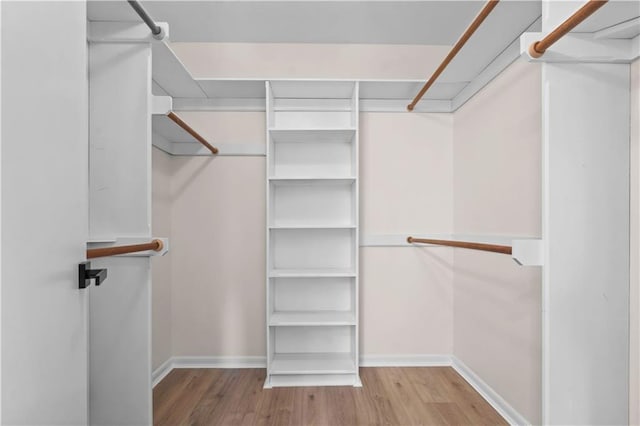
(265, 81, 361, 388)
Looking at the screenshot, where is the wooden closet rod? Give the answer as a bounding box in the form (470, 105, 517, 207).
(87, 239, 164, 259)
(529, 0, 608, 58)
(407, 236, 512, 255)
(167, 112, 219, 155)
(407, 0, 500, 111)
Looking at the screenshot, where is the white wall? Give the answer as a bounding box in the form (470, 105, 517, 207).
(152, 110, 454, 361)
(0, 0, 3, 419)
(360, 113, 453, 356)
(630, 58, 639, 426)
(452, 60, 542, 424)
(2, 2, 89, 423)
(170, 153, 267, 358)
(152, 148, 173, 370)
(147, 44, 457, 367)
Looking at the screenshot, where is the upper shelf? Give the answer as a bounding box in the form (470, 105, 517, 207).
(87, 1, 638, 112)
(270, 81, 356, 99)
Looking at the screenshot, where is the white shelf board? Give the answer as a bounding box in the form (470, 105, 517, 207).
(270, 81, 355, 99)
(270, 353, 355, 375)
(269, 268, 356, 278)
(269, 176, 356, 183)
(359, 80, 468, 100)
(269, 128, 356, 141)
(152, 114, 200, 144)
(152, 41, 206, 98)
(270, 311, 355, 326)
(269, 224, 355, 230)
(273, 98, 352, 112)
(196, 79, 266, 98)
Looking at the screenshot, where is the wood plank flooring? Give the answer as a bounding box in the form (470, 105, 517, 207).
(154, 367, 508, 425)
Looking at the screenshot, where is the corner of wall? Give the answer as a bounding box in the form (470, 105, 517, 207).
(450, 59, 543, 424)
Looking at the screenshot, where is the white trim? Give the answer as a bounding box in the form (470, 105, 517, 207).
(174, 97, 266, 111)
(151, 358, 173, 388)
(152, 139, 266, 157)
(152, 356, 268, 388)
(451, 357, 531, 426)
(359, 99, 451, 113)
(359, 354, 451, 367)
(173, 356, 267, 369)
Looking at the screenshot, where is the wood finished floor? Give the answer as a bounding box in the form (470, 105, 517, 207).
(154, 367, 507, 426)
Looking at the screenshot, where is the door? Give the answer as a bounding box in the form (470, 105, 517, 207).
(2, 1, 90, 424)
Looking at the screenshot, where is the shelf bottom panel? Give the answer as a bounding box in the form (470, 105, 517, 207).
(265, 373, 361, 388)
(269, 352, 356, 375)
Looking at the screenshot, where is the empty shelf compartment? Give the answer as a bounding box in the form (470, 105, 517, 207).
(268, 268, 356, 278)
(270, 353, 356, 375)
(270, 228, 356, 270)
(270, 180, 355, 227)
(270, 311, 356, 326)
(269, 129, 356, 178)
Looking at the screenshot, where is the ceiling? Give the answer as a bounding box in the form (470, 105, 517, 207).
(89, 0, 639, 109)
(88, 0, 540, 44)
(88, 1, 639, 45)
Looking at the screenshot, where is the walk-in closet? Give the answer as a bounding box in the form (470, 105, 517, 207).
(1, 0, 639, 424)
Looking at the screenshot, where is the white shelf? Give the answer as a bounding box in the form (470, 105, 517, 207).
(269, 176, 356, 182)
(269, 269, 356, 278)
(269, 81, 356, 99)
(269, 224, 355, 230)
(270, 353, 356, 375)
(270, 311, 355, 326)
(269, 129, 356, 177)
(269, 128, 356, 135)
(152, 114, 201, 144)
(266, 80, 359, 387)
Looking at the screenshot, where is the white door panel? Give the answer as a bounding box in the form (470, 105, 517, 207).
(1, 1, 89, 424)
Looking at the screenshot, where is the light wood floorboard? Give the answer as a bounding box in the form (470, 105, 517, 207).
(153, 367, 508, 426)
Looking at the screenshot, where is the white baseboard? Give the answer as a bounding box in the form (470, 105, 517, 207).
(152, 358, 174, 387)
(172, 355, 267, 369)
(359, 354, 452, 367)
(451, 356, 531, 426)
(151, 353, 530, 426)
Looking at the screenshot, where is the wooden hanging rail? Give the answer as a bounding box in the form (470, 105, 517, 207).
(407, 0, 500, 111)
(167, 112, 219, 155)
(529, 0, 608, 58)
(407, 236, 512, 255)
(87, 239, 164, 259)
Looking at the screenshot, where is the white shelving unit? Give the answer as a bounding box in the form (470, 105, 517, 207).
(265, 80, 361, 388)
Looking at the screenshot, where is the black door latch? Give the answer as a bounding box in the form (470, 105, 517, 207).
(79, 261, 108, 289)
